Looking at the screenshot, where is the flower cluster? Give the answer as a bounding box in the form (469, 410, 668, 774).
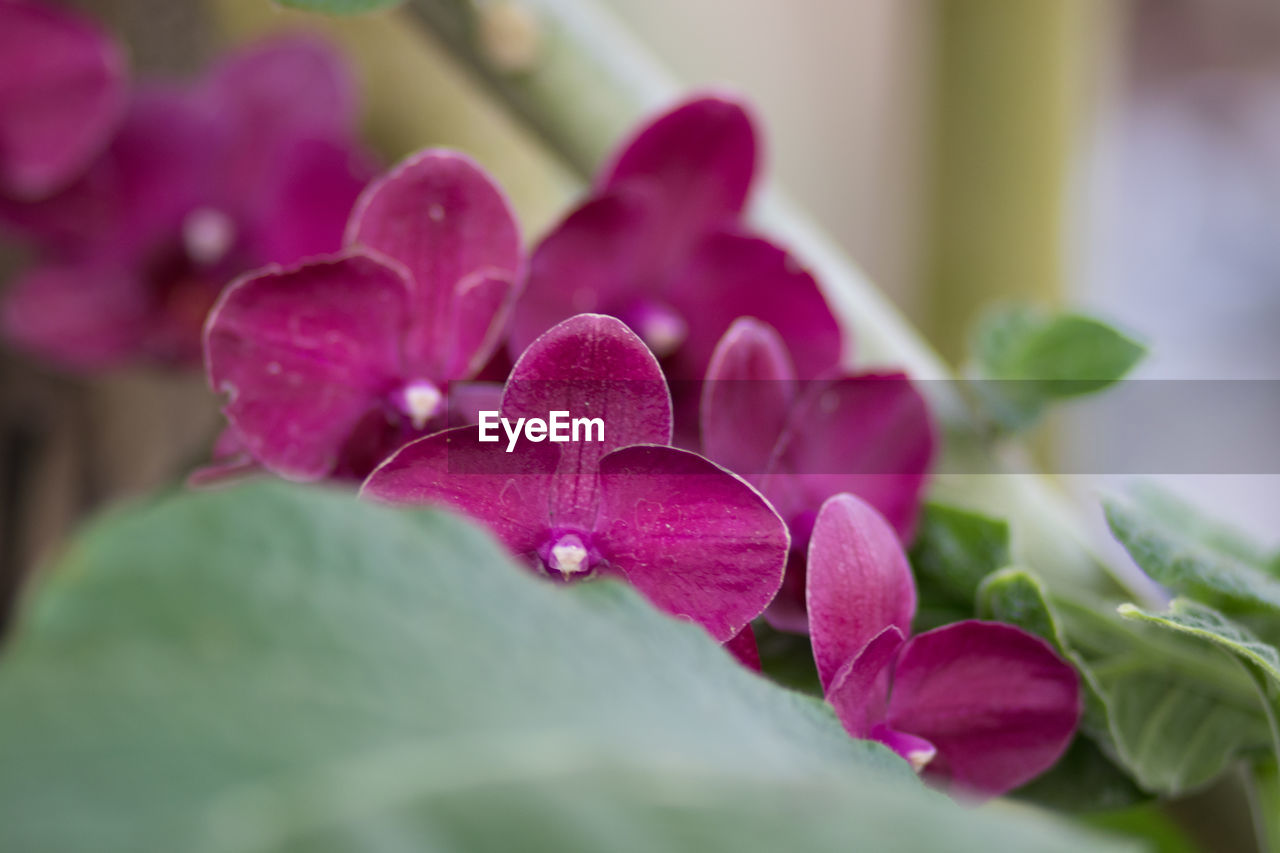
(196, 93, 1081, 794)
(0, 8, 1082, 795)
(0, 3, 373, 370)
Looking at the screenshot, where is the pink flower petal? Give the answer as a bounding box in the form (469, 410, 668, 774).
(187, 426, 261, 489)
(724, 625, 761, 672)
(662, 232, 842, 381)
(445, 271, 519, 379)
(347, 150, 522, 375)
(766, 372, 934, 541)
(600, 95, 756, 265)
(508, 191, 655, 357)
(806, 494, 916, 691)
(0, 0, 126, 198)
(886, 621, 1082, 797)
(2, 262, 148, 370)
(251, 134, 376, 265)
(596, 444, 787, 642)
(700, 318, 796, 479)
(825, 624, 903, 736)
(361, 425, 559, 560)
(202, 36, 357, 202)
(204, 252, 412, 481)
(503, 314, 671, 528)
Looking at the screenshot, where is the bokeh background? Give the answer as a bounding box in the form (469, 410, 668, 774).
(3, 0, 1278, 618)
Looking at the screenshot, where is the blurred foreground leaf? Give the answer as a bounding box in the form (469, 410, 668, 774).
(0, 483, 1121, 852)
(276, 0, 403, 13)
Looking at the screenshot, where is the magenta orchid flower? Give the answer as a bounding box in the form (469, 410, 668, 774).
(808, 493, 1080, 797)
(701, 318, 935, 632)
(203, 150, 523, 482)
(0, 0, 126, 200)
(1, 35, 374, 370)
(362, 313, 788, 643)
(507, 95, 841, 390)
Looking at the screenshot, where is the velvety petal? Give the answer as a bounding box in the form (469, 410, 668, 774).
(596, 444, 787, 642)
(0, 86, 208, 256)
(0, 0, 126, 198)
(507, 190, 656, 357)
(724, 625, 761, 672)
(347, 150, 522, 376)
(503, 314, 671, 528)
(202, 36, 357, 202)
(600, 95, 756, 264)
(251, 134, 376, 265)
(445, 271, 519, 379)
(663, 231, 842, 381)
(186, 426, 261, 488)
(806, 493, 916, 691)
(700, 317, 796, 478)
(886, 621, 1082, 797)
(825, 625, 903, 737)
(204, 252, 411, 481)
(2, 262, 148, 370)
(361, 424, 559, 560)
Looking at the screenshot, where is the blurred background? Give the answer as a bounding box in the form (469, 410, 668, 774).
(2, 0, 1278, 613)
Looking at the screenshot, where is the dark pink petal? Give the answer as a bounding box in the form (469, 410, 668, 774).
(507, 191, 655, 357)
(204, 252, 411, 481)
(600, 95, 756, 264)
(700, 318, 796, 478)
(504, 314, 671, 528)
(347, 150, 522, 376)
(445, 271, 519, 378)
(868, 724, 938, 773)
(2, 262, 148, 370)
(187, 426, 261, 488)
(202, 36, 357, 202)
(446, 381, 505, 425)
(724, 625, 761, 672)
(762, 548, 810, 634)
(596, 444, 787, 642)
(766, 372, 934, 541)
(825, 625, 903, 737)
(806, 494, 916, 691)
(361, 425, 559, 560)
(886, 621, 1082, 797)
(0, 86, 208, 255)
(663, 232, 842, 381)
(0, 0, 126, 198)
(251, 134, 376, 265)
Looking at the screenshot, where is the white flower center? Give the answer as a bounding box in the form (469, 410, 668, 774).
(183, 206, 236, 266)
(549, 534, 590, 575)
(400, 380, 443, 430)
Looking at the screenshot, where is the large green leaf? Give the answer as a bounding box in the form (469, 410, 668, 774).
(0, 483, 1118, 852)
(1106, 495, 1280, 614)
(970, 305, 1145, 430)
(275, 0, 403, 13)
(1119, 600, 1280, 689)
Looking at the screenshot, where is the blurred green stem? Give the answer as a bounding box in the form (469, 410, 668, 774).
(403, 0, 1137, 601)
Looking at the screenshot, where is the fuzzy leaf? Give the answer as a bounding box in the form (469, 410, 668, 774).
(275, 0, 403, 13)
(909, 501, 1010, 611)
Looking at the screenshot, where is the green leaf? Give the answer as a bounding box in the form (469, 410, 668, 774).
(1106, 495, 1280, 614)
(0, 483, 1120, 853)
(909, 502, 1011, 617)
(970, 305, 1145, 430)
(1054, 597, 1274, 795)
(274, 0, 403, 14)
(1126, 483, 1274, 570)
(1012, 736, 1146, 813)
(1118, 600, 1280, 690)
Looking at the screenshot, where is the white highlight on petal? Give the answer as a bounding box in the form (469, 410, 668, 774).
(907, 745, 937, 773)
(183, 206, 236, 266)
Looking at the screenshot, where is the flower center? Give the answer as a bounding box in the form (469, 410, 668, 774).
(392, 379, 444, 430)
(182, 206, 237, 267)
(538, 531, 598, 581)
(620, 300, 687, 359)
